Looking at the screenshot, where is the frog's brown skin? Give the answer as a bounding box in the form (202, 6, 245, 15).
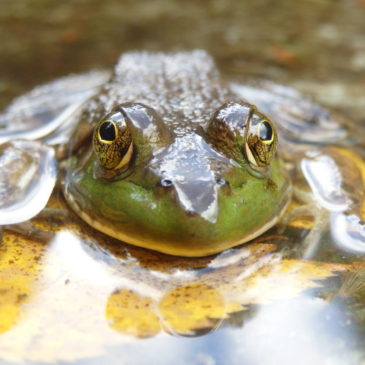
(64, 51, 291, 257)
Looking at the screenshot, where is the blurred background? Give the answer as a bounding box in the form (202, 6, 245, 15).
(0, 0, 364, 122)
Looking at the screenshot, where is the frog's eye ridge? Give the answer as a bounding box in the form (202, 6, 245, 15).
(98, 121, 117, 143)
(93, 112, 133, 170)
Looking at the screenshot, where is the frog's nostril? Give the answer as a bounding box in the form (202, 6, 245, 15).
(160, 178, 173, 187)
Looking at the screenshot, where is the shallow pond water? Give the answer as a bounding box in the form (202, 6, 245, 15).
(1, 1, 365, 364)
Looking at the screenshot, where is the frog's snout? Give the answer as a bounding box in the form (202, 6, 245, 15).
(157, 173, 219, 222)
(150, 133, 231, 223)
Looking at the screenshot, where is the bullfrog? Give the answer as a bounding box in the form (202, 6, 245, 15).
(0, 50, 354, 257)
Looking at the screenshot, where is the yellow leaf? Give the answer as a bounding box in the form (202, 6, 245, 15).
(106, 289, 160, 338)
(159, 283, 225, 335)
(0, 232, 45, 334)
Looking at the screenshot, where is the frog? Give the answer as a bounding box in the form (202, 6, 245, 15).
(0, 50, 356, 257)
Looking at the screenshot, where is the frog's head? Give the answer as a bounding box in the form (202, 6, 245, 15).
(65, 101, 290, 257)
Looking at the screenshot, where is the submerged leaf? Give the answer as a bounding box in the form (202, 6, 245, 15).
(106, 289, 160, 338)
(0, 232, 46, 334)
(159, 283, 226, 335)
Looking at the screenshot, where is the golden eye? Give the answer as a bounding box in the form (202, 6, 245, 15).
(258, 120, 274, 144)
(98, 120, 118, 144)
(93, 113, 133, 170)
(244, 115, 278, 168)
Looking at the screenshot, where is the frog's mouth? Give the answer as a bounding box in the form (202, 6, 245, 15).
(149, 133, 234, 223)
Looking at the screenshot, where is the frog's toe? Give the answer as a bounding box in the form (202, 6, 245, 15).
(0, 140, 57, 225)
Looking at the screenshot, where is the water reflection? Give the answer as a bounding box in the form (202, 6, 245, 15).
(0, 217, 362, 363)
(75, 299, 362, 365)
(220, 297, 360, 365)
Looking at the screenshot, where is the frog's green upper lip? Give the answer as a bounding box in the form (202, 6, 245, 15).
(149, 133, 235, 222)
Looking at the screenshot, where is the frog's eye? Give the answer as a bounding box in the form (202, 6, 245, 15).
(206, 101, 278, 173)
(98, 121, 117, 143)
(93, 112, 133, 170)
(244, 116, 278, 168)
(259, 120, 274, 143)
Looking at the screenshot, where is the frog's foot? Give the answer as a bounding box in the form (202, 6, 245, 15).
(1, 207, 71, 245)
(299, 147, 365, 257)
(2, 221, 54, 242)
(35, 207, 69, 219)
(32, 207, 72, 231)
(0, 140, 57, 226)
(281, 186, 330, 259)
(0, 71, 110, 145)
(0, 71, 110, 227)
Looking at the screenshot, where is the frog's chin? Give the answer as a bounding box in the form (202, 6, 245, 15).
(64, 188, 291, 258)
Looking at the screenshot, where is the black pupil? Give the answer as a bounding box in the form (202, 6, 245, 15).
(100, 121, 116, 141)
(259, 121, 273, 141)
